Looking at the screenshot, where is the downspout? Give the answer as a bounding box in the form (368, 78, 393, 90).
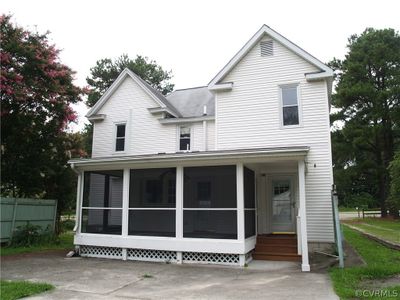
(203, 105, 208, 151)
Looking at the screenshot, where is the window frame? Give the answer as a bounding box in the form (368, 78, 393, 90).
(177, 125, 192, 152)
(114, 122, 127, 153)
(279, 83, 302, 128)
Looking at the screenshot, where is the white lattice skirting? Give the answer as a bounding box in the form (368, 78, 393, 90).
(80, 245, 123, 259)
(127, 248, 177, 263)
(78, 245, 243, 266)
(182, 252, 239, 265)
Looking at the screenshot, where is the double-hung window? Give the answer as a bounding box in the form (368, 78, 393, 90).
(281, 85, 300, 126)
(115, 123, 126, 152)
(179, 126, 191, 151)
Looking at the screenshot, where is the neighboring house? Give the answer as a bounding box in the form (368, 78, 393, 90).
(70, 25, 334, 272)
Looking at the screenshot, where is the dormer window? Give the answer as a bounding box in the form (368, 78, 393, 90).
(115, 123, 126, 152)
(179, 126, 191, 151)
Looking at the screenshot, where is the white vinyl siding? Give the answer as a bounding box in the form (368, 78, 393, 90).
(207, 121, 215, 150)
(215, 36, 334, 242)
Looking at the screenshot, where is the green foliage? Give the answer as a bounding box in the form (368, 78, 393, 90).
(0, 14, 86, 228)
(387, 151, 400, 215)
(60, 219, 75, 232)
(330, 28, 400, 214)
(86, 54, 174, 107)
(329, 226, 400, 299)
(1, 232, 74, 256)
(9, 224, 57, 247)
(341, 192, 375, 209)
(0, 280, 54, 300)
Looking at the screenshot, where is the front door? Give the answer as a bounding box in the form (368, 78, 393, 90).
(271, 178, 295, 233)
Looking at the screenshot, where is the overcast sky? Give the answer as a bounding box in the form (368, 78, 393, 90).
(2, 0, 400, 131)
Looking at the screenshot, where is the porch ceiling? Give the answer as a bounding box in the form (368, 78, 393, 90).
(69, 146, 309, 170)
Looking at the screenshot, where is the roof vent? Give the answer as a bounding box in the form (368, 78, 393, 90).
(260, 40, 273, 56)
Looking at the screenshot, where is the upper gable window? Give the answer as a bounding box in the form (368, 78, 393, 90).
(115, 123, 126, 152)
(260, 40, 273, 56)
(179, 126, 191, 151)
(281, 85, 300, 126)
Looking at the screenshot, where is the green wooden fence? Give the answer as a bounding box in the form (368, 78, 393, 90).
(0, 198, 57, 243)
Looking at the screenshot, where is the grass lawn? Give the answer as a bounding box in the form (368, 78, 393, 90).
(345, 218, 400, 244)
(0, 231, 74, 256)
(330, 225, 400, 299)
(0, 280, 54, 300)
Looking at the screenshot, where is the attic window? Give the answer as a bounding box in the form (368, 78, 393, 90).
(260, 40, 273, 56)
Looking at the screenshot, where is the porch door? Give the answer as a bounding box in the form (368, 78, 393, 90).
(271, 178, 295, 233)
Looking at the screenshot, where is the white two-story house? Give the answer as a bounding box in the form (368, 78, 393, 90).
(70, 25, 334, 272)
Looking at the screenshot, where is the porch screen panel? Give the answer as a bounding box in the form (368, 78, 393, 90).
(129, 168, 176, 237)
(244, 167, 256, 238)
(183, 165, 237, 239)
(81, 170, 123, 235)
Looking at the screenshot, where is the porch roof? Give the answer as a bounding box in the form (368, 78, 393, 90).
(69, 146, 309, 170)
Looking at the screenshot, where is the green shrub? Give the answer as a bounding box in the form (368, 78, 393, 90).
(345, 192, 375, 209)
(10, 224, 57, 247)
(387, 152, 400, 216)
(60, 219, 75, 232)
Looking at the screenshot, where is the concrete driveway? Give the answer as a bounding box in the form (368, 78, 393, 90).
(1, 252, 338, 300)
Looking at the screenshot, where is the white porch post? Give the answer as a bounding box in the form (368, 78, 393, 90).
(236, 163, 246, 266)
(298, 160, 310, 272)
(176, 166, 184, 263)
(122, 168, 130, 260)
(73, 172, 82, 233)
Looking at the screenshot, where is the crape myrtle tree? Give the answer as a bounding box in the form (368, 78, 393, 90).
(83, 54, 174, 155)
(0, 15, 86, 230)
(330, 28, 400, 216)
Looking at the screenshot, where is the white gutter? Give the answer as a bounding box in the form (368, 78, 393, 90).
(305, 71, 333, 81)
(87, 114, 106, 122)
(208, 82, 233, 92)
(159, 115, 215, 124)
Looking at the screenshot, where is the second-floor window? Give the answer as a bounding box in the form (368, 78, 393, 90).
(179, 126, 191, 151)
(115, 123, 126, 152)
(281, 85, 299, 126)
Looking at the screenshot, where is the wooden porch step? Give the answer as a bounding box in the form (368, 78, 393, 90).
(252, 252, 301, 262)
(256, 235, 297, 245)
(254, 244, 298, 254)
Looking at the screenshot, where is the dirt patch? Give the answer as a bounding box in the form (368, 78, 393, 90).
(343, 240, 366, 267)
(309, 252, 338, 273)
(362, 274, 400, 289)
(309, 240, 365, 272)
(0, 249, 68, 261)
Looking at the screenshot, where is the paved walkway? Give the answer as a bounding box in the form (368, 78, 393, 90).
(1, 252, 338, 299)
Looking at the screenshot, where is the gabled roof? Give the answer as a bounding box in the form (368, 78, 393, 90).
(208, 25, 333, 89)
(166, 86, 215, 117)
(86, 68, 182, 118)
